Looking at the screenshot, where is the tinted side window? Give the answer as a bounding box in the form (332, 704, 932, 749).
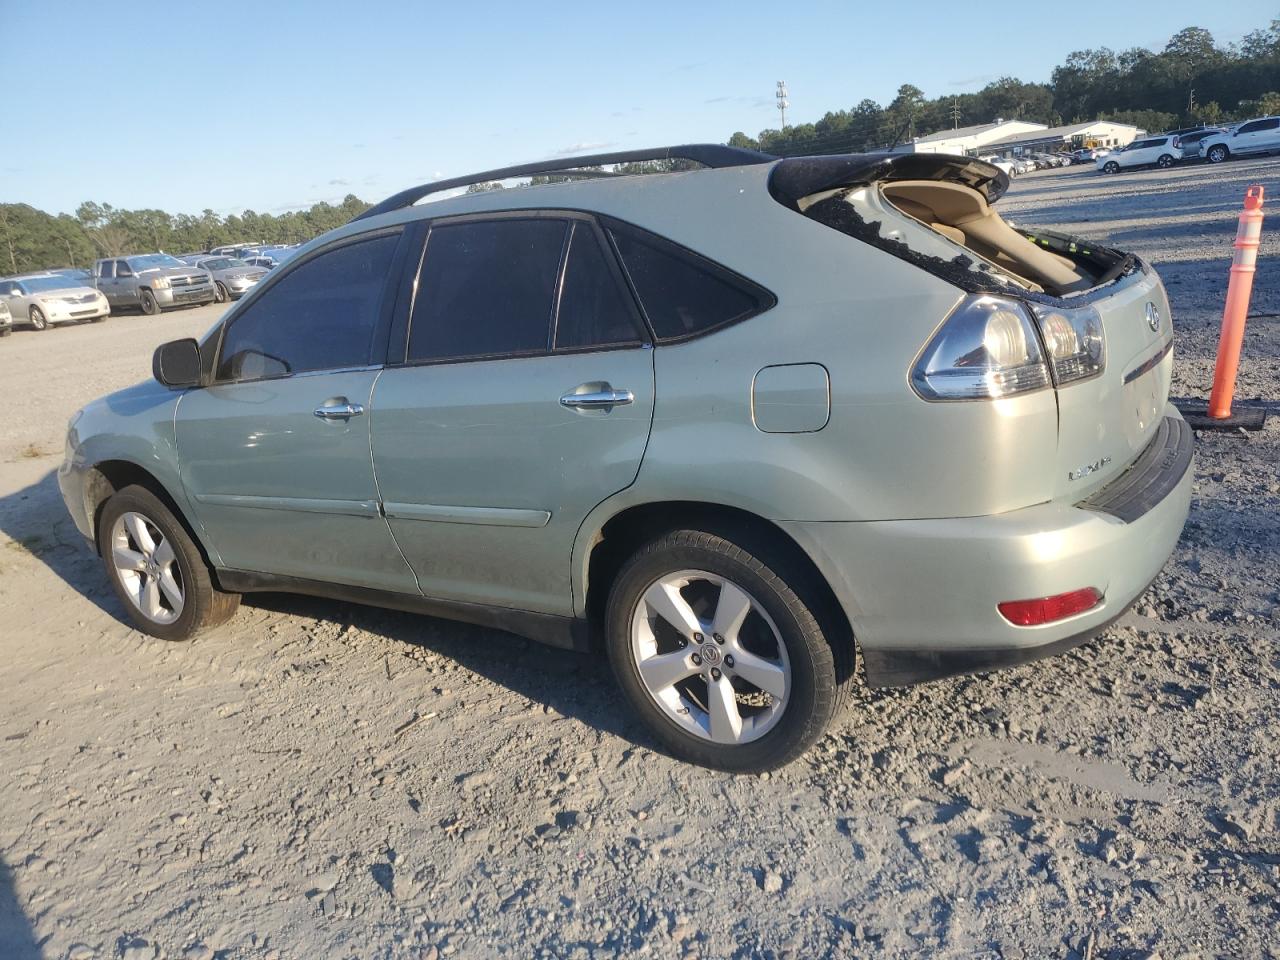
(408, 219, 566, 362)
(217, 233, 399, 382)
(116, 260, 133, 277)
(554, 224, 642, 350)
(608, 224, 771, 340)
(97, 261, 114, 279)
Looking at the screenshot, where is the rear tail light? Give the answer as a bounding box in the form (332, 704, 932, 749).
(911, 295, 1050, 401)
(998, 587, 1102, 626)
(1030, 302, 1106, 384)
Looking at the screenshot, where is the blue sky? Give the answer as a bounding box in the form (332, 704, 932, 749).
(4, 0, 1274, 216)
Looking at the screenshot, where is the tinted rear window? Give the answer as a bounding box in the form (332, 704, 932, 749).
(409, 219, 567, 362)
(554, 223, 642, 350)
(607, 223, 772, 340)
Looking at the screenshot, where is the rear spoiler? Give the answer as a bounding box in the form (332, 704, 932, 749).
(767, 152, 1010, 209)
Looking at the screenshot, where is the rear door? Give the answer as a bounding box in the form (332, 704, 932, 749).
(371, 214, 655, 616)
(176, 229, 419, 593)
(95, 260, 116, 304)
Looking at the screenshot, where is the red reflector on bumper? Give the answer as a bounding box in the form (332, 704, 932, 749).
(998, 588, 1103, 626)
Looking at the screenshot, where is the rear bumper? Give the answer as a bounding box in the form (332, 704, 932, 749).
(782, 405, 1193, 686)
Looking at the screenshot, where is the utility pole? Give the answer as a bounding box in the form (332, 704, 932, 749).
(776, 81, 789, 130)
(950, 97, 962, 129)
(1187, 87, 1197, 120)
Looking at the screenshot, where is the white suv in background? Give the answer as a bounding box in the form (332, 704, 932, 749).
(1097, 135, 1179, 173)
(1200, 117, 1280, 164)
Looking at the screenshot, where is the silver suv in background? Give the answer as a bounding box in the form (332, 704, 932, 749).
(191, 257, 269, 302)
(93, 254, 217, 314)
(60, 145, 1192, 771)
(0, 273, 110, 329)
(1200, 116, 1280, 163)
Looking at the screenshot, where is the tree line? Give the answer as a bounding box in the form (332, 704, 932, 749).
(4, 19, 1279, 276)
(729, 21, 1280, 156)
(0, 195, 371, 277)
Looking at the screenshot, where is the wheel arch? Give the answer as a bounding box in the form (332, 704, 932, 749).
(84, 459, 218, 572)
(577, 499, 854, 662)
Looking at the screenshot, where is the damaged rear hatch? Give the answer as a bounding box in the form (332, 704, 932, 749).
(769, 152, 1176, 503)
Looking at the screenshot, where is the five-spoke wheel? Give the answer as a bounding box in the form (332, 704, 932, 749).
(630, 570, 791, 745)
(98, 484, 240, 640)
(606, 527, 851, 772)
(110, 511, 185, 624)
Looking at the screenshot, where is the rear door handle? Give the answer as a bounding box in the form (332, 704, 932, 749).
(314, 400, 365, 420)
(560, 387, 634, 409)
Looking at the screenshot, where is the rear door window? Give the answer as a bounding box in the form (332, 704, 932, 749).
(408, 218, 567, 362)
(98, 261, 114, 279)
(606, 221, 774, 341)
(554, 223, 643, 350)
(216, 232, 400, 382)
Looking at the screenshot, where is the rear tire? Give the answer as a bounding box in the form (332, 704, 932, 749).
(1157, 154, 1174, 168)
(98, 484, 240, 641)
(1103, 161, 1120, 174)
(605, 527, 852, 773)
(140, 289, 160, 315)
(1207, 144, 1229, 164)
(29, 306, 49, 330)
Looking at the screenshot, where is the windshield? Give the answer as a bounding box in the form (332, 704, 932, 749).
(21, 275, 82, 293)
(200, 258, 245, 270)
(127, 254, 185, 271)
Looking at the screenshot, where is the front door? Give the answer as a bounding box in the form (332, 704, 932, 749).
(176, 230, 418, 593)
(371, 215, 656, 616)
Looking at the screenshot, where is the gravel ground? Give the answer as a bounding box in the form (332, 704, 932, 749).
(1, 157, 1278, 960)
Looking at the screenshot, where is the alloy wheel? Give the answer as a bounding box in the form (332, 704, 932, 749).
(629, 570, 790, 745)
(110, 511, 185, 624)
(29, 306, 48, 330)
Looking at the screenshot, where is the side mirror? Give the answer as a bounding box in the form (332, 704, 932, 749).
(153, 338, 202, 389)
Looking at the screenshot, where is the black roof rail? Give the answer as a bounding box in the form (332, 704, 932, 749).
(351, 144, 775, 222)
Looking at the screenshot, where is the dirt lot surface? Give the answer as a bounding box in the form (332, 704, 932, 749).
(2, 159, 1278, 960)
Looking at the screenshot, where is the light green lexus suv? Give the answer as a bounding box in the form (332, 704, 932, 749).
(59, 145, 1192, 771)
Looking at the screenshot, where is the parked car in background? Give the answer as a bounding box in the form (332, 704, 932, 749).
(92, 254, 217, 315)
(61, 145, 1192, 771)
(193, 257, 269, 302)
(0, 273, 110, 329)
(1071, 147, 1109, 164)
(208, 243, 263, 257)
(1199, 117, 1280, 163)
(0, 299, 11, 337)
(1172, 128, 1226, 160)
(978, 155, 1016, 176)
(49, 267, 95, 287)
(1097, 135, 1179, 173)
(243, 248, 297, 270)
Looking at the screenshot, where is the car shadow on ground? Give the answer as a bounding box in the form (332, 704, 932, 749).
(0, 858, 40, 960)
(242, 591, 657, 749)
(0, 469, 120, 620)
(0, 470, 658, 750)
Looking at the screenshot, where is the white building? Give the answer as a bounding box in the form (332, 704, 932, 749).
(890, 119, 1048, 156)
(984, 121, 1140, 155)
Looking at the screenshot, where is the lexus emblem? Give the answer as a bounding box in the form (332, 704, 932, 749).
(1145, 302, 1161, 333)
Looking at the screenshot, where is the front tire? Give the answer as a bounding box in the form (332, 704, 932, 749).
(29, 306, 49, 330)
(98, 484, 240, 640)
(140, 288, 160, 315)
(605, 528, 851, 772)
(214, 281, 228, 303)
(1207, 144, 1229, 164)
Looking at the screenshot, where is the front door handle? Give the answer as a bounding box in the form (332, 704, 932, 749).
(560, 387, 634, 409)
(314, 400, 365, 420)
